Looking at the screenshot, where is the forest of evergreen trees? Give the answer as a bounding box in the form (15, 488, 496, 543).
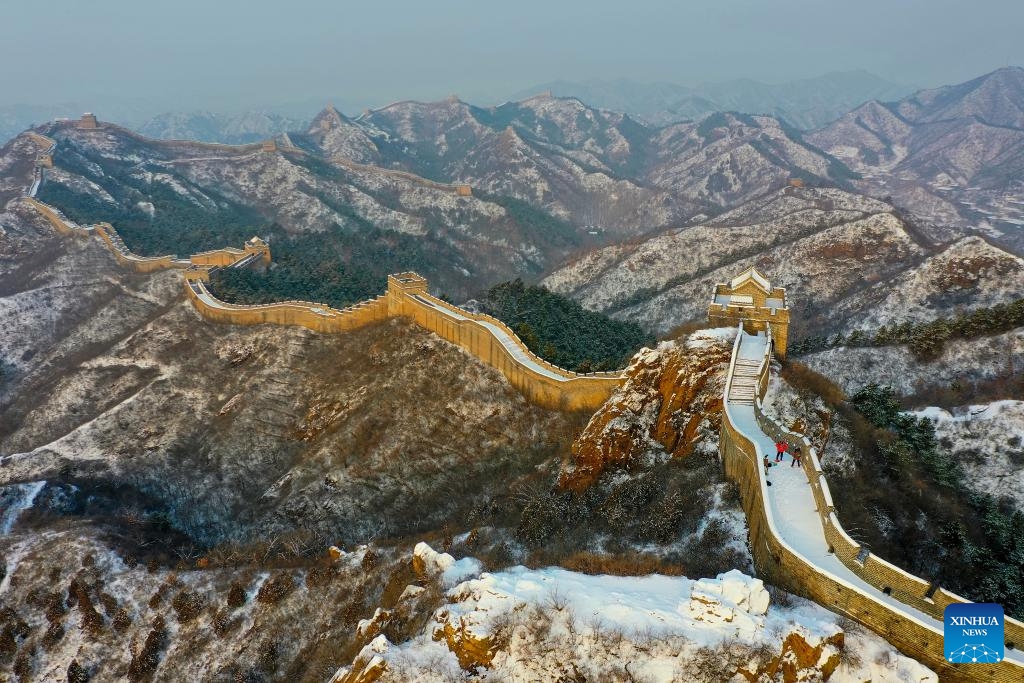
(843, 384, 1024, 617)
(38, 142, 267, 256)
(481, 279, 655, 371)
(789, 298, 1024, 360)
(39, 144, 651, 370)
(210, 224, 465, 309)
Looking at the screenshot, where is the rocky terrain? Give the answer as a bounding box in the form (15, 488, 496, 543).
(340, 96, 852, 229)
(808, 67, 1024, 252)
(545, 185, 1024, 338)
(910, 401, 1024, 510)
(333, 543, 935, 682)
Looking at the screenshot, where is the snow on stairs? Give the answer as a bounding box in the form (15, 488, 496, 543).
(728, 359, 762, 405)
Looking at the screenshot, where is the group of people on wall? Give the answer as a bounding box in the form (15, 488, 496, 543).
(763, 439, 802, 478)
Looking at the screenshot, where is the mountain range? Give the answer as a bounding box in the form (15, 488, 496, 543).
(809, 66, 1024, 251)
(3, 63, 1024, 683)
(515, 70, 914, 129)
(25, 94, 855, 302)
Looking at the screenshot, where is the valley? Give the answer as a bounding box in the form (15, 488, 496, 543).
(3, 62, 1024, 682)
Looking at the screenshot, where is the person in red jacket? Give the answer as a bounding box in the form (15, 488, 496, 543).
(774, 440, 788, 463)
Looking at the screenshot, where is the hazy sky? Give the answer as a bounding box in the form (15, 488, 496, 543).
(3, 0, 1022, 113)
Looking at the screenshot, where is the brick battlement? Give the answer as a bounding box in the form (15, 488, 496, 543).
(718, 323, 1024, 681)
(30, 193, 620, 410)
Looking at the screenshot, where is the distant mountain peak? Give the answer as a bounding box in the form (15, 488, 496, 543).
(512, 71, 914, 130)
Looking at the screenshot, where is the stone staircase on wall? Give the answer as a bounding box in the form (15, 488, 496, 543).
(720, 325, 1024, 682)
(727, 358, 761, 405)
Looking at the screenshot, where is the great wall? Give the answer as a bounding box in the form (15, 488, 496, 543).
(719, 323, 1024, 681)
(21, 122, 620, 411)
(20, 118, 1024, 681)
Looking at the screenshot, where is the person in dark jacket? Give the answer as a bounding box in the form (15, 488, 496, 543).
(791, 445, 803, 468)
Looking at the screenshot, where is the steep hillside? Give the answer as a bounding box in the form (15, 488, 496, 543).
(351, 95, 677, 232)
(0, 198, 580, 550)
(311, 94, 854, 232)
(27, 122, 586, 300)
(808, 67, 1024, 251)
(835, 236, 1024, 331)
(910, 401, 1024, 511)
(643, 112, 849, 211)
(545, 186, 1024, 342)
(800, 328, 1024, 397)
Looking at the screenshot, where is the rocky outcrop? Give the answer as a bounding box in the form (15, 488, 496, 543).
(558, 331, 733, 491)
(737, 630, 845, 683)
(329, 544, 934, 682)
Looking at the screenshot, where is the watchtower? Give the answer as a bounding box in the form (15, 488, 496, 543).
(387, 272, 428, 296)
(244, 236, 271, 266)
(261, 139, 278, 153)
(78, 113, 99, 129)
(708, 267, 790, 357)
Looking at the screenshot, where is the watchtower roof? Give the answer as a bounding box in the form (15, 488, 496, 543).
(729, 266, 771, 294)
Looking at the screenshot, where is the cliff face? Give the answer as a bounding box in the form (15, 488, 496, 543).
(558, 330, 734, 492)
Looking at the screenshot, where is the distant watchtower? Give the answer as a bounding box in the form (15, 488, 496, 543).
(78, 113, 99, 129)
(708, 267, 790, 357)
(244, 236, 271, 266)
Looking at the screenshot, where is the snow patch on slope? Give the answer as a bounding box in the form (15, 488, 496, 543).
(337, 545, 936, 682)
(909, 400, 1024, 509)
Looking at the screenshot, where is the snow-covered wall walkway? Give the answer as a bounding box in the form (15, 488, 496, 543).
(720, 325, 1024, 681)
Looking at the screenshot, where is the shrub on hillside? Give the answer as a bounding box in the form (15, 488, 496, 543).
(68, 659, 90, 683)
(256, 573, 295, 605)
(824, 382, 1024, 618)
(789, 297, 1024, 360)
(226, 582, 248, 609)
(171, 590, 205, 624)
(127, 615, 167, 682)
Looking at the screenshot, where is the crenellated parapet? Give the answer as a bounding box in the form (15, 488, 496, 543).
(385, 275, 623, 409)
(708, 267, 790, 357)
(718, 323, 1024, 681)
(32, 188, 623, 410)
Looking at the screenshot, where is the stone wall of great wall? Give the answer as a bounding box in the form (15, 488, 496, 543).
(26, 193, 617, 411)
(720, 326, 1024, 682)
(386, 274, 622, 410)
(184, 278, 390, 334)
(23, 122, 1024, 677)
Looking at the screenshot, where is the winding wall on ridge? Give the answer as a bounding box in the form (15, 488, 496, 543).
(26, 187, 620, 411)
(720, 325, 1024, 682)
(19, 124, 1024, 675)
